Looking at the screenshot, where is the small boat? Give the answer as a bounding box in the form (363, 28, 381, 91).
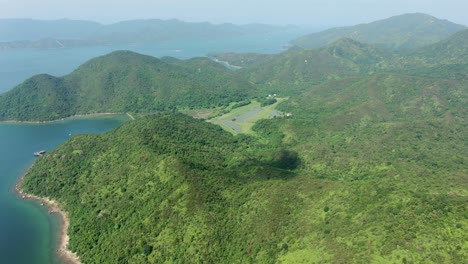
(34, 150, 46, 156)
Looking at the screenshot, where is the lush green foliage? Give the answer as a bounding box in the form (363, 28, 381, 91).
(260, 98, 277, 107)
(291, 13, 466, 50)
(0, 51, 254, 121)
(216, 30, 468, 95)
(249, 73, 467, 263)
(377, 29, 468, 79)
(22, 113, 301, 263)
(216, 38, 390, 95)
(18, 19, 468, 263)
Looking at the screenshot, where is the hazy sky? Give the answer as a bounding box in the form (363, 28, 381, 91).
(1, 0, 467, 26)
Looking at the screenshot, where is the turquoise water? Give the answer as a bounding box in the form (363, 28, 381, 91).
(0, 30, 307, 263)
(0, 116, 128, 264)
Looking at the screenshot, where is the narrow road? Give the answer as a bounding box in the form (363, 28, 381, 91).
(126, 113, 135, 120)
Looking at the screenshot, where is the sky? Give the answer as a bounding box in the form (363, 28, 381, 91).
(1, 0, 467, 27)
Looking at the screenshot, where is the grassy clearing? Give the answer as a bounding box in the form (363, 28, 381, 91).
(209, 98, 287, 134)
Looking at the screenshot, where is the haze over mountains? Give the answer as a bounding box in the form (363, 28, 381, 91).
(6, 12, 468, 263)
(291, 13, 466, 50)
(0, 18, 296, 50)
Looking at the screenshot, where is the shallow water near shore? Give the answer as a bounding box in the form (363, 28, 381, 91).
(0, 116, 128, 264)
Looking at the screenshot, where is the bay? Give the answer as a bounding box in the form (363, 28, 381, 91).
(0, 116, 128, 264)
(0, 29, 310, 93)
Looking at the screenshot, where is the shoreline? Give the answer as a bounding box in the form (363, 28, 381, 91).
(0, 112, 127, 124)
(211, 58, 243, 70)
(15, 170, 81, 264)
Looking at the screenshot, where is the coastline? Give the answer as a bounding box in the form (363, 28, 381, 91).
(211, 58, 243, 70)
(15, 170, 81, 264)
(0, 112, 127, 124)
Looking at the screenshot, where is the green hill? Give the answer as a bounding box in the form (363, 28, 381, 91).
(374, 29, 468, 80)
(291, 13, 466, 50)
(214, 38, 389, 95)
(381, 29, 468, 71)
(214, 30, 468, 93)
(254, 73, 467, 262)
(21, 72, 468, 262)
(21, 113, 302, 263)
(0, 51, 254, 121)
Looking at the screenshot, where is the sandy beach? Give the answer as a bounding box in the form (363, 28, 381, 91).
(0, 112, 126, 124)
(16, 173, 81, 264)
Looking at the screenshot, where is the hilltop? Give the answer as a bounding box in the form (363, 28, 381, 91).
(21, 113, 302, 263)
(379, 30, 468, 73)
(212, 38, 390, 95)
(291, 13, 466, 50)
(0, 51, 254, 121)
(212, 27, 468, 93)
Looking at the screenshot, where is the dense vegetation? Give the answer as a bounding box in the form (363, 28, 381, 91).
(0, 51, 255, 121)
(214, 27, 468, 94)
(290, 13, 466, 50)
(17, 14, 468, 263)
(22, 113, 302, 263)
(251, 72, 467, 263)
(213, 38, 391, 95)
(377, 29, 468, 79)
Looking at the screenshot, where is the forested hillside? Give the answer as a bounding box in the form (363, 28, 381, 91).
(212, 38, 390, 95)
(0, 51, 254, 121)
(22, 113, 302, 263)
(21, 78, 467, 262)
(213, 28, 468, 93)
(16, 14, 468, 264)
(377, 29, 468, 79)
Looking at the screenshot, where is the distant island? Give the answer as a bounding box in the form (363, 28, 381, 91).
(11, 13, 468, 263)
(0, 18, 296, 50)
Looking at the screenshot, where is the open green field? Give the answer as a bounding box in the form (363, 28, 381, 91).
(208, 98, 286, 134)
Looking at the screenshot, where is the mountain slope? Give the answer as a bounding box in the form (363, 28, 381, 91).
(378, 29, 468, 79)
(212, 38, 390, 95)
(291, 13, 466, 50)
(21, 113, 302, 263)
(388, 28, 468, 65)
(21, 73, 468, 262)
(0, 51, 254, 121)
(252, 73, 467, 262)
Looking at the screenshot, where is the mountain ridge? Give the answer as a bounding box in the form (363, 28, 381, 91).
(0, 50, 255, 121)
(291, 13, 466, 50)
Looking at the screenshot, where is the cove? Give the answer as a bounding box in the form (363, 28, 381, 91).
(0, 115, 128, 264)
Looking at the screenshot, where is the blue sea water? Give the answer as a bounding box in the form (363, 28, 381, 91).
(0, 30, 310, 93)
(0, 30, 309, 263)
(0, 116, 129, 264)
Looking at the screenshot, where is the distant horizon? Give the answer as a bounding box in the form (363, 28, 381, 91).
(1, 0, 467, 27)
(0, 12, 466, 28)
